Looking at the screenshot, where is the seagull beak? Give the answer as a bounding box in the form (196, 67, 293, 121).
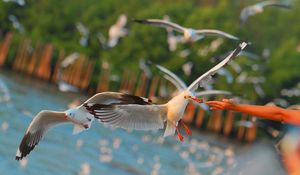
(189, 96, 203, 103)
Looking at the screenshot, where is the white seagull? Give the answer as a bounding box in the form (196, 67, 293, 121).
(240, 0, 291, 24)
(83, 42, 246, 141)
(57, 53, 80, 93)
(133, 18, 239, 42)
(76, 22, 89, 46)
(107, 14, 128, 48)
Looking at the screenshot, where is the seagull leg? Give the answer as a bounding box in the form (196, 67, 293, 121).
(174, 123, 184, 141)
(179, 119, 192, 136)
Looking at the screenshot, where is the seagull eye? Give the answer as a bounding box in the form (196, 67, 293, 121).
(86, 117, 92, 122)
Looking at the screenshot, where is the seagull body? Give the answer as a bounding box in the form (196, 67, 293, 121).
(133, 19, 239, 42)
(240, 0, 291, 24)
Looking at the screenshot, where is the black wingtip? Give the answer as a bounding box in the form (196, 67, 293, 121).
(16, 156, 22, 161)
(132, 18, 146, 23)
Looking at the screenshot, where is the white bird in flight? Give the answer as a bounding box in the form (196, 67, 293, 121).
(57, 53, 80, 93)
(76, 22, 89, 46)
(240, 0, 291, 24)
(15, 42, 247, 160)
(84, 42, 246, 141)
(133, 18, 239, 42)
(108, 14, 128, 48)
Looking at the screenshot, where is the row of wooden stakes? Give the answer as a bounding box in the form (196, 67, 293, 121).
(0, 32, 257, 142)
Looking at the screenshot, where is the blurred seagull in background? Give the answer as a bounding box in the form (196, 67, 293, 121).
(108, 14, 128, 48)
(240, 0, 291, 24)
(57, 53, 80, 92)
(133, 18, 239, 42)
(2, 0, 25, 6)
(97, 32, 108, 49)
(76, 22, 89, 46)
(8, 15, 24, 33)
(163, 15, 185, 51)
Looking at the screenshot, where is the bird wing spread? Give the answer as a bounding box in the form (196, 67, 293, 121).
(85, 103, 167, 131)
(16, 110, 68, 160)
(187, 42, 248, 92)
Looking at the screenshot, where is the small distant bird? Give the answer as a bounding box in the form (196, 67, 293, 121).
(240, 0, 291, 24)
(162, 15, 185, 51)
(108, 14, 128, 48)
(133, 18, 239, 42)
(96, 32, 108, 49)
(3, 0, 25, 6)
(76, 22, 89, 46)
(57, 53, 80, 93)
(8, 15, 24, 33)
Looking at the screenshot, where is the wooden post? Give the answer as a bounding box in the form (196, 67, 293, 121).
(119, 70, 129, 92)
(195, 107, 205, 128)
(126, 71, 137, 94)
(35, 44, 53, 80)
(223, 111, 234, 136)
(135, 73, 148, 97)
(52, 50, 65, 82)
(212, 110, 222, 133)
(27, 43, 41, 75)
(182, 102, 196, 124)
(82, 60, 95, 90)
(237, 114, 247, 140)
(97, 60, 110, 92)
(245, 117, 257, 142)
(148, 76, 159, 98)
(0, 32, 13, 66)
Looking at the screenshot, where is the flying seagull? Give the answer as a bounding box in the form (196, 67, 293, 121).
(57, 53, 80, 93)
(108, 14, 128, 48)
(83, 42, 247, 141)
(133, 18, 239, 42)
(76, 22, 89, 46)
(240, 0, 291, 24)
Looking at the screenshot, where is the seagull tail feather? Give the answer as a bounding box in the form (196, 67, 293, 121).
(163, 121, 175, 137)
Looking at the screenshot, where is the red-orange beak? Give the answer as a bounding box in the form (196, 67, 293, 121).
(191, 96, 203, 103)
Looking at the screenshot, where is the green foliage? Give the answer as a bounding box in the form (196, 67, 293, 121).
(0, 0, 299, 105)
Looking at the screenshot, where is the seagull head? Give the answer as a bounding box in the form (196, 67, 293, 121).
(65, 108, 77, 119)
(183, 91, 203, 103)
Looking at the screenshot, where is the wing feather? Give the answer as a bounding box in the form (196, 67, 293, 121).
(133, 19, 185, 33)
(195, 29, 239, 40)
(87, 103, 167, 131)
(16, 110, 69, 160)
(155, 64, 187, 90)
(187, 42, 248, 92)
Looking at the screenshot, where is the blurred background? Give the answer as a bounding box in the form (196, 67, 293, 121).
(0, 0, 299, 174)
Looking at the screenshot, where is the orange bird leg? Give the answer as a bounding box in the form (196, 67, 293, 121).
(179, 119, 192, 136)
(174, 124, 184, 141)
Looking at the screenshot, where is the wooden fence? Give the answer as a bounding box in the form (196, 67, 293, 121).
(0, 32, 257, 142)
